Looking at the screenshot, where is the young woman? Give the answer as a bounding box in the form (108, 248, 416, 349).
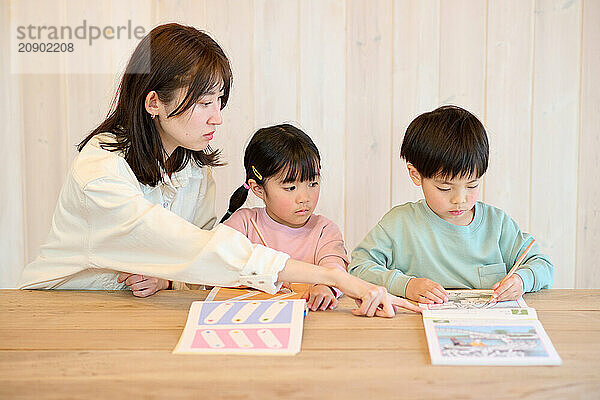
(19, 23, 420, 317)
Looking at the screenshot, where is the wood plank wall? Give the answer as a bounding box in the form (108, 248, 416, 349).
(1, 0, 598, 289)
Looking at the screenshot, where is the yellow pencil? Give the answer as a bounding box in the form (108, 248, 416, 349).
(249, 218, 268, 247)
(486, 238, 536, 305)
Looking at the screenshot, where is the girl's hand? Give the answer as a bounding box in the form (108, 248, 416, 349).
(405, 278, 448, 304)
(491, 274, 524, 302)
(303, 284, 338, 311)
(117, 273, 170, 297)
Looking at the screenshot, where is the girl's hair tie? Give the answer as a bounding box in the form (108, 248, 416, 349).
(243, 182, 250, 190)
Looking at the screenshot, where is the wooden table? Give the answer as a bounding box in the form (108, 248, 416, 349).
(1, 289, 599, 399)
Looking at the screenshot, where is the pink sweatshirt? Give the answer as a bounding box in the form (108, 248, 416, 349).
(223, 207, 349, 296)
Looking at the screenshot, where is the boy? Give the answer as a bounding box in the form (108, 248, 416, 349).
(348, 105, 554, 304)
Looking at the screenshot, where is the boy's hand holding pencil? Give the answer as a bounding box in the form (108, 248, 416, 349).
(490, 275, 525, 302)
(487, 238, 535, 304)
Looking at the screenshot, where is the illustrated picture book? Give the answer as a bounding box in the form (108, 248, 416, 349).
(422, 305, 562, 366)
(418, 289, 528, 310)
(173, 299, 307, 355)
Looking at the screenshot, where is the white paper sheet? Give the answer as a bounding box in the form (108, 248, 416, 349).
(173, 299, 306, 355)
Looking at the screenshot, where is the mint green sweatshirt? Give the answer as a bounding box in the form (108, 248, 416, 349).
(348, 200, 554, 297)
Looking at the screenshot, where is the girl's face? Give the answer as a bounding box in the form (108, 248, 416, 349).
(153, 86, 224, 156)
(408, 164, 481, 226)
(254, 171, 321, 228)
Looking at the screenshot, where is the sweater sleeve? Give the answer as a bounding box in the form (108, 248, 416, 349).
(315, 220, 349, 298)
(22, 174, 288, 294)
(499, 215, 554, 292)
(348, 222, 412, 297)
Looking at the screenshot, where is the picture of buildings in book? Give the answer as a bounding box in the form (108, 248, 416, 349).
(423, 290, 523, 310)
(435, 325, 549, 358)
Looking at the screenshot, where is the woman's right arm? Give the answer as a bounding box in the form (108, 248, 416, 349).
(82, 175, 292, 291)
(19, 155, 288, 293)
(278, 259, 421, 316)
(20, 148, 419, 316)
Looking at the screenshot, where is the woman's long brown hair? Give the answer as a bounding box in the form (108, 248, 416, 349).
(78, 23, 232, 186)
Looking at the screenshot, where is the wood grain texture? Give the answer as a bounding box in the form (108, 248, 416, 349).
(484, 0, 534, 229)
(438, 0, 486, 117)
(345, 0, 393, 251)
(530, 0, 582, 288)
(253, 0, 299, 128)
(576, 0, 600, 288)
(0, 289, 599, 400)
(1, 348, 596, 400)
(12, 1, 68, 265)
(1, 1, 26, 288)
(63, 0, 117, 169)
(155, 0, 207, 25)
(299, 0, 346, 232)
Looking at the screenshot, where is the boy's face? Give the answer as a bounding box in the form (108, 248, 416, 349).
(407, 164, 481, 226)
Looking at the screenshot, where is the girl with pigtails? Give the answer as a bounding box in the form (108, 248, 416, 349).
(222, 124, 348, 312)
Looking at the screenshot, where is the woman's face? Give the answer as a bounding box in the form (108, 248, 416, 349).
(155, 86, 224, 155)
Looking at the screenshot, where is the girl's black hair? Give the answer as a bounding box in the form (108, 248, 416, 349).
(400, 105, 489, 179)
(220, 124, 320, 223)
(77, 23, 232, 186)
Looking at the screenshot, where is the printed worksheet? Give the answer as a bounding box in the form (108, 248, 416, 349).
(422, 307, 562, 365)
(173, 299, 306, 355)
(419, 289, 528, 310)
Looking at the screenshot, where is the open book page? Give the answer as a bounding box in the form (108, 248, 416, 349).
(173, 299, 306, 355)
(419, 289, 527, 310)
(205, 284, 310, 302)
(422, 307, 538, 320)
(422, 307, 562, 366)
